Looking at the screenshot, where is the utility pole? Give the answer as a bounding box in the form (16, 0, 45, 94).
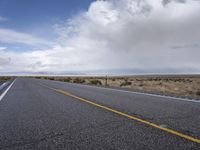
(105, 75, 108, 86)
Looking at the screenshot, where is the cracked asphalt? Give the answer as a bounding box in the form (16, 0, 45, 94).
(0, 78, 199, 150)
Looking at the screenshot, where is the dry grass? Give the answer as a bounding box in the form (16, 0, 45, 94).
(35, 75, 200, 98)
(0, 76, 12, 81)
(89, 79, 102, 85)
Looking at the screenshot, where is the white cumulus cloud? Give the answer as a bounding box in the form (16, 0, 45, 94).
(0, 28, 52, 46)
(0, 47, 7, 51)
(1, 0, 200, 74)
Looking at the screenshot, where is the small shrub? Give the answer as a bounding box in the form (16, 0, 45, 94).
(136, 79, 141, 81)
(148, 78, 153, 81)
(120, 81, 132, 87)
(186, 79, 192, 83)
(112, 78, 116, 81)
(57, 78, 64, 81)
(0, 77, 11, 81)
(62, 77, 72, 82)
(138, 83, 143, 86)
(124, 78, 128, 82)
(48, 77, 55, 80)
(90, 80, 102, 85)
(188, 91, 193, 95)
(165, 78, 169, 82)
(196, 91, 200, 96)
(73, 78, 85, 83)
(42, 77, 48, 79)
(153, 78, 159, 81)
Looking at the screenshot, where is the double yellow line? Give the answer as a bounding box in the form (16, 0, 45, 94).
(41, 84, 200, 144)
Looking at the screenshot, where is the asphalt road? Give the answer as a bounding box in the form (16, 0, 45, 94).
(0, 80, 6, 88)
(0, 78, 199, 150)
(0, 80, 10, 95)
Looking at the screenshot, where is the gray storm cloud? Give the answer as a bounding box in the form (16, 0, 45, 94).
(162, 0, 185, 5)
(0, 0, 200, 74)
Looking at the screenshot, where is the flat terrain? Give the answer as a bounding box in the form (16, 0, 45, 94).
(0, 76, 11, 81)
(37, 75, 200, 99)
(0, 78, 199, 149)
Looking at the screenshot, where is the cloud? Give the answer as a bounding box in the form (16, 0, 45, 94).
(51, 0, 200, 73)
(171, 43, 200, 49)
(0, 28, 52, 46)
(0, 16, 7, 21)
(1, 0, 200, 74)
(0, 47, 7, 51)
(162, 0, 187, 5)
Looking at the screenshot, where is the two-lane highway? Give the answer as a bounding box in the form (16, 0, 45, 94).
(0, 78, 199, 149)
(0, 80, 13, 97)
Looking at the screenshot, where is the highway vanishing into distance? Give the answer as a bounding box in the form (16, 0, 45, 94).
(0, 78, 199, 150)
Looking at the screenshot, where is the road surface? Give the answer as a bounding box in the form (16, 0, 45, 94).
(0, 80, 10, 95)
(0, 78, 199, 150)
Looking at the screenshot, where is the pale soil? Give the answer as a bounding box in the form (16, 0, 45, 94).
(36, 75, 200, 98)
(106, 77, 200, 97)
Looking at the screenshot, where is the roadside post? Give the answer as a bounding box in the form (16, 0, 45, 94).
(105, 75, 108, 86)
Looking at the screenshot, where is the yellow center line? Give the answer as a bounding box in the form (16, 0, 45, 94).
(40, 83, 200, 144)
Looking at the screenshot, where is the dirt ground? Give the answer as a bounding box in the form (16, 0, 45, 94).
(107, 76, 200, 98)
(35, 75, 200, 98)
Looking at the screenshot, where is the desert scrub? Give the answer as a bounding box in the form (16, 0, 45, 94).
(73, 78, 85, 83)
(120, 80, 132, 87)
(42, 77, 48, 80)
(89, 80, 102, 85)
(111, 78, 116, 81)
(0, 77, 11, 81)
(196, 90, 200, 96)
(61, 77, 72, 82)
(48, 77, 55, 80)
(138, 82, 144, 86)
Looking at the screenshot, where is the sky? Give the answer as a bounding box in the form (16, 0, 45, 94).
(0, 0, 200, 75)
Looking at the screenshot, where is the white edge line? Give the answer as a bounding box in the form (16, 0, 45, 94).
(109, 88, 200, 103)
(55, 81, 200, 103)
(0, 82, 8, 89)
(0, 79, 16, 101)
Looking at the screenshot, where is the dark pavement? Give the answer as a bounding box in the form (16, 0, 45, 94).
(0, 80, 6, 89)
(0, 78, 199, 150)
(0, 80, 10, 95)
